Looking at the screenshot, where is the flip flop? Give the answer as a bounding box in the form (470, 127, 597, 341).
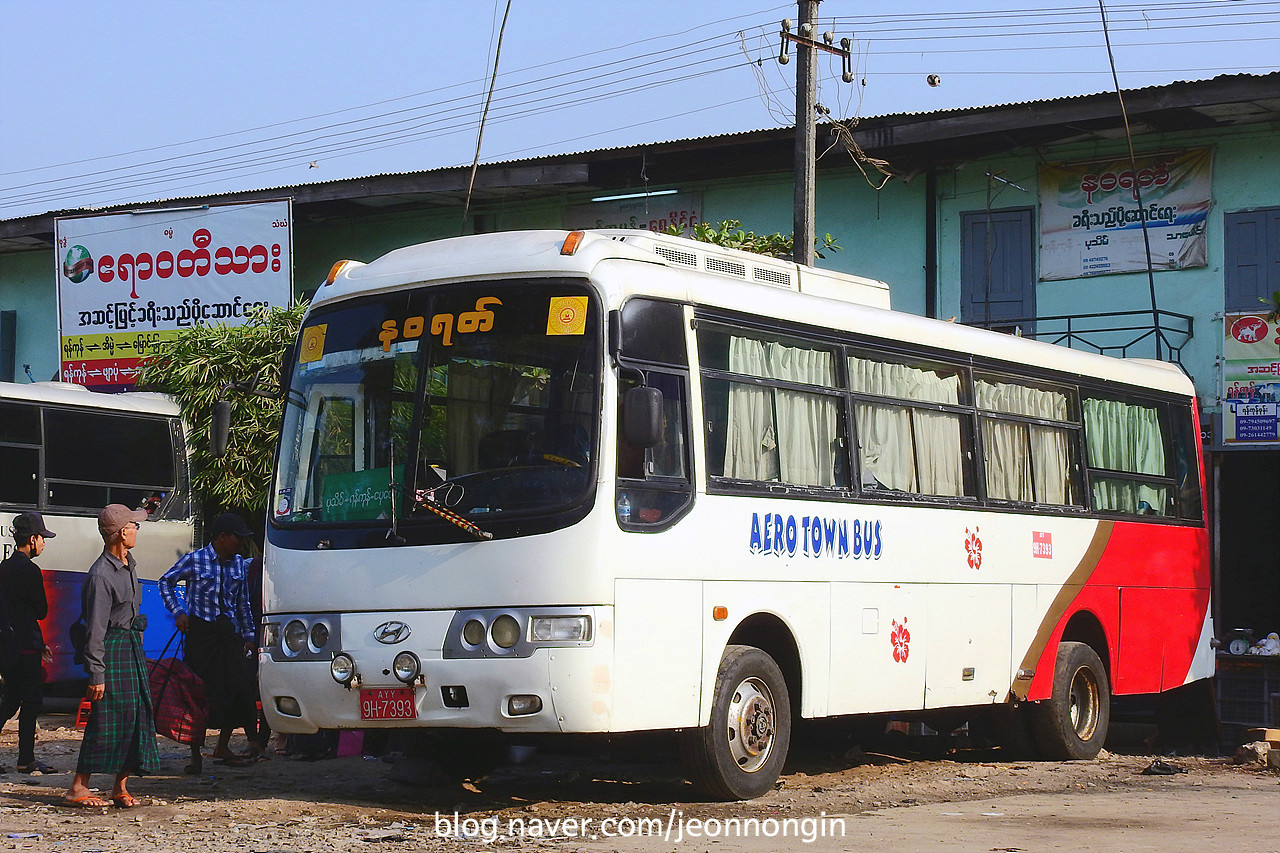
(213, 756, 251, 767)
(64, 794, 111, 809)
(182, 761, 203, 775)
(17, 762, 55, 774)
(112, 794, 142, 809)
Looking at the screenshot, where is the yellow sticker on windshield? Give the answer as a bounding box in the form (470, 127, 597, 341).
(299, 324, 327, 364)
(546, 296, 587, 336)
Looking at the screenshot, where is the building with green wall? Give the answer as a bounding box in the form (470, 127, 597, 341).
(3, 74, 1279, 709)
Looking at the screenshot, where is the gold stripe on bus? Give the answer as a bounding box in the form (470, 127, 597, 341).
(1009, 520, 1114, 700)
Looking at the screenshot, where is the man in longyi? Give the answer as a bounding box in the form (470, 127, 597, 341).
(159, 512, 260, 774)
(64, 504, 159, 808)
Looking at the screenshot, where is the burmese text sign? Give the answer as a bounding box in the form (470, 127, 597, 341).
(55, 200, 293, 389)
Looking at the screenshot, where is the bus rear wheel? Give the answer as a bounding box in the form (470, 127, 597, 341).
(1031, 641, 1110, 760)
(681, 645, 791, 800)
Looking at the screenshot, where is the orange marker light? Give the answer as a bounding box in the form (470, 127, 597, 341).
(712, 606, 728, 621)
(560, 231, 586, 255)
(324, 260, 351, 287)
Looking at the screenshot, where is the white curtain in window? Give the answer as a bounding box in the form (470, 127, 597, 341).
(848, 357, 963, 495)
(724, 337, 838, 486)
(976, 380, 1071, 504)
(1084, 398, 1167, 513)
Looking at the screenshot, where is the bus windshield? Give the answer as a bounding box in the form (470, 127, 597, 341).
(273, 279, 599, 530)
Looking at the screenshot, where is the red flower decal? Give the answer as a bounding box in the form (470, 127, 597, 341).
(890, 618, 911, 662)
(965, 526, 982, 570)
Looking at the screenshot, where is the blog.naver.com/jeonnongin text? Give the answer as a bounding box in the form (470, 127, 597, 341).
(434, 810, 847, 844)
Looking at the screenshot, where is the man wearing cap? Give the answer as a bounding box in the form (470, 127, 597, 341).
(0, 512, 57, 774)
(159, 512, 259, 774)
(65, 504, 159, 809)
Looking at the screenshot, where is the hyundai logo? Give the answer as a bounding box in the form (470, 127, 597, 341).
(373, 620, 412, 644)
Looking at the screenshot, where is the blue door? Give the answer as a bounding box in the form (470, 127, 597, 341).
(961, 207, 1035, 333)
(1225, 207, 1280, 312)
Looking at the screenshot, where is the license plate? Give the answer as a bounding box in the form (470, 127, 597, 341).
(359, 687, 417, 720)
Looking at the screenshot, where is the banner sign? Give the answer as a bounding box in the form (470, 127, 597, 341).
(1038, 148, 1212, 281)
(1222, 312, 1280, 443)
(55, 200, 293, 390)
(563, 192, 701, 233)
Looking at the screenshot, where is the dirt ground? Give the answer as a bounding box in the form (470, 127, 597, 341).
(1, 713, 1277, 852)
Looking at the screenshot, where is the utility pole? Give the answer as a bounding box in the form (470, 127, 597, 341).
(779, 2, 851, 267)
(792, 0, 819, 267)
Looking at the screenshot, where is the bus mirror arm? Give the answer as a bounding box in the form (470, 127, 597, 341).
(209, 366, 290, 458)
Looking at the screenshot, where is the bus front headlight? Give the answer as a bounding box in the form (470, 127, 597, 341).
(491, 614, 521, 649)
(530, 615, 591, 642)
(283, 620, 308, 655)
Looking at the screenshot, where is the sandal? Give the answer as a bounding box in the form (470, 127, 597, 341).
(64, 794, 111, 809)
(213, 756, 251, 767)
(182, 761, 203, 775)
(17, 762, 55, 774)
(112, 793, 142, 809)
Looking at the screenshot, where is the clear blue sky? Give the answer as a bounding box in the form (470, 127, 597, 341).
(2, 0, 1276, 221)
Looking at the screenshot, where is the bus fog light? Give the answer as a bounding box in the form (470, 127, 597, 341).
(462, 619, 485, 647)
(330, 653, 356, 685)
(530, 615, 590, 642)
(310, 621, 330, 650)
(393, 651, 421, 684)
(275, 696, 302, 717)
(283, 620, 308, 654)
(507, 694, 542, 716)
(491, 614, 521, 649)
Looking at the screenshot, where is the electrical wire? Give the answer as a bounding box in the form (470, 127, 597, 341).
(2, 1, 1277, 217)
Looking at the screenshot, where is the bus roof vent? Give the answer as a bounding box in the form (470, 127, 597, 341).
(706, 256, 747, 278)
(654, 244, 698, 268)
(753, 266, 792, 288)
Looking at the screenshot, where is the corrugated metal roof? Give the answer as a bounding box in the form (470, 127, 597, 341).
(3, 71, 1278, 246)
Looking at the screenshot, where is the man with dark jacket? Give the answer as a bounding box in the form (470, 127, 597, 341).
(0, 512, 56, 774)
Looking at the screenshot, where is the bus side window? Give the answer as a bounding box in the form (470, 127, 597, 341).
(44, 409, 177, 512)
(975, 376, 1081, 507)
(1171, 405, 1203, 520)
(616, 371, 692, 527)
(848, 354, 971, 498)
(0, 401, 40, 507)
(1082, 396, 1173, 516)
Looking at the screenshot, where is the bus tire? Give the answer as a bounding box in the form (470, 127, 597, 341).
(1030, 641, 1110, 760)
(680, 645, 791, 800)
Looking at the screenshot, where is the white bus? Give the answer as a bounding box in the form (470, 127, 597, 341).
(260, 229, 1212, 799)
(0, 381, 195, 689)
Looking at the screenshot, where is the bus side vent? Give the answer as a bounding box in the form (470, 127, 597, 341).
(655, 245, 698, 268)
(754, 266, 793, 288)
(705, 257, 747, 278)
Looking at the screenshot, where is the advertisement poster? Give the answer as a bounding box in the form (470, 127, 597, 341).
(1039, 148, 1212, 281)
(563, 192, 701, 233)
(1222, 312, 1280, 443)
(55, 200, 293, 390)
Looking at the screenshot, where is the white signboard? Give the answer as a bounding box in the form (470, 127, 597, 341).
(563, 192, 701, 233)
(55, 200, 293, 389)
(1038, 148, 1212, 281)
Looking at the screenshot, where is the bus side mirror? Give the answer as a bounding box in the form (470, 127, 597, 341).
(211, 400, 231, 458)
(624, 386, 663, 448)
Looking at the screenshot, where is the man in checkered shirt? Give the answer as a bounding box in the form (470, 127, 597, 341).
(159, 512, 259, 774)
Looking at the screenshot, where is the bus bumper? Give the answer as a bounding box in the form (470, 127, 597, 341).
(259, 608, 614, 735)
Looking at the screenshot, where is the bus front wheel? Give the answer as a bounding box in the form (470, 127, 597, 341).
(1030, 641, 1111, 760)
(680, 645, 791, 800)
